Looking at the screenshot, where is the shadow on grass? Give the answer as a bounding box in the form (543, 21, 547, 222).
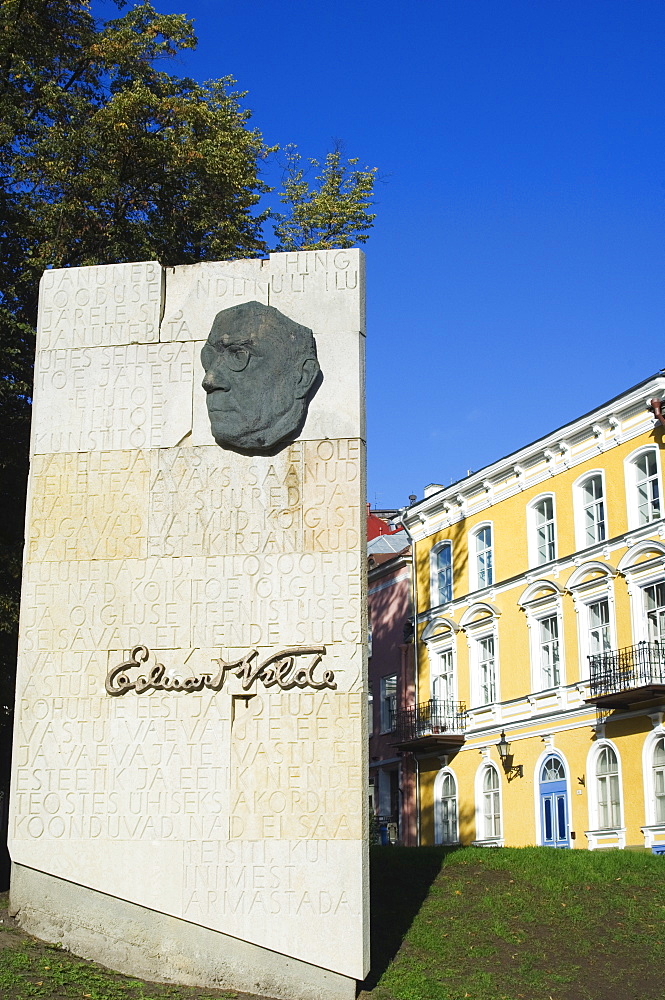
(360, 845, 454, 992)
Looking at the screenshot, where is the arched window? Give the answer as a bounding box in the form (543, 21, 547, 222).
(533, 497, 556, 564)
(421, 616, 460, 705)
(574, 472, 606, 547)
(636, 450, 661, 525)
(653, 738, 665, 825)
(617, 541, 665, 647)
(596, 745, 621, 830)
(541, 756, 565, 782)
(461, 603, 501, 706)
(434, 770, 458, 845)
(518, 580, 566, 690)
(470, 524, 493, 589)
(586, 739, 626, 848)
(431, 541, 453, 606)
(640, 730, 665, 848)
(626, 447, 662, 528)
(483, 766, 501, 839)
(567, 562, 617, 678)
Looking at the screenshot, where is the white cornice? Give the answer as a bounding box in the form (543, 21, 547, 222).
(401, 374, 665, 541)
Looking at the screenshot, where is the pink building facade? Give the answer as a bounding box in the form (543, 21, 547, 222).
(367, 528, 417, 846)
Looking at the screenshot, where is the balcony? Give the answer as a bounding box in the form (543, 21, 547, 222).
(587, 641, 665, 708)
(392, 698, 467, 753)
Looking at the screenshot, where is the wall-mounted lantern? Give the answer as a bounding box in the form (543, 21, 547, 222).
(497, 730, 523, 779)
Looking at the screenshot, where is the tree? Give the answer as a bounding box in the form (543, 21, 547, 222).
(273, 144, 377, 251)
(0, 0, 376, 737)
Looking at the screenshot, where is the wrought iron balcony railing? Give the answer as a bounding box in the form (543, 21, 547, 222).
(392, 698, 467, 748)
(588, 641, 665, 705)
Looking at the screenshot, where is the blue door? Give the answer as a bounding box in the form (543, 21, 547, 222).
(539, 755, 570, 848)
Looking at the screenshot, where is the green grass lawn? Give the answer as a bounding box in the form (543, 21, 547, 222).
(0, 941, 240, 1000)
(362, 845, 665, 1000)
(1, 847, 664, 1000)
(0, 942, 234, 1000)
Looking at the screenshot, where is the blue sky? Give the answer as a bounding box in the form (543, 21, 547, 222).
(96, 0, 665, 509)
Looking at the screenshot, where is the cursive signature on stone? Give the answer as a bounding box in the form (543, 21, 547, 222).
(105, 644, 336, 696)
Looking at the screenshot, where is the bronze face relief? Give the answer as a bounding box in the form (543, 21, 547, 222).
(201, 301, 321, 453)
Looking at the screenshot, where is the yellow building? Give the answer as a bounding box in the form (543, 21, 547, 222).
(396, 372, 665, 851)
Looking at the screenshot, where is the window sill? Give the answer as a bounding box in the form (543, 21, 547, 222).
(641, 824, 665, 850)
(584, 827, 626, 850)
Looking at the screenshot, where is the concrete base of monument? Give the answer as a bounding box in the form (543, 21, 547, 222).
(10, 865, 357, 1000)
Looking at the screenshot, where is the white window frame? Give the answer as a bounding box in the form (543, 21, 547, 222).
(519, 581, 566, 692)
(422, 617, 461, 706)
(585, 738, 625, 849)
(536, 612, 563, 690)
(527, 493, 557, 568)
(461, 603, 501, 708)
(376, 767, 398, 820)
(644, 581, 665, 643)
(379, 674, 397, 734)
(625, 445, 663, 530)
(430, 644, 456, 705)
(587, 597, 613, 655)
(573, 469, 608, 551)
(641, 726, 665, 848)
(617, 541, 665, 646)
(474, 761, 503, 846)
(434, 768, 459, 845)
(476, 634, 497, 706)
(430, 539, 453, 608)
(469, 521, 494, 592)
(567, 562, 617, 681)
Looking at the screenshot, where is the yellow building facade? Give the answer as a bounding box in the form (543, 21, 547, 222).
(398, 372, 665, 851)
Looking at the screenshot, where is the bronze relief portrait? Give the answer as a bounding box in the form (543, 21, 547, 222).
(201, 301, 321, 454)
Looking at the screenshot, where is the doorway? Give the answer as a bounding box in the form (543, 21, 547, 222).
(539, 755, 570, 848)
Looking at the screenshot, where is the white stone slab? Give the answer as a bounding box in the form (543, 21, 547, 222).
(11, 252, 369, 987)
(267, 249, 366, 336)
(37, 262, 162, 350)
(11, 650, 368, 975)
(12, 865, 358, 1000)
(31, 343, 194, 454)
(20, 551, 364, 665)
(161, 252, 365, 344)
(161, 258, 269, 343)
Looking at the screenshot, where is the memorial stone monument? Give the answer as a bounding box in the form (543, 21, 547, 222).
(9, 250, 368, 1000)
